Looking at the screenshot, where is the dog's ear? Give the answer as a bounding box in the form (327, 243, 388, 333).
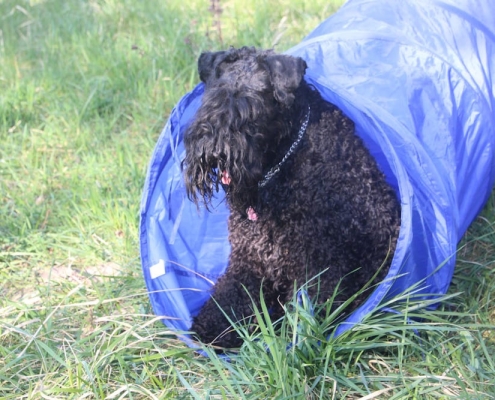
(265, 55, 307, 107)
(198, 51, 229, 83)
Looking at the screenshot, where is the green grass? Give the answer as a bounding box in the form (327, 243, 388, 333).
(1, 0, 494, 398)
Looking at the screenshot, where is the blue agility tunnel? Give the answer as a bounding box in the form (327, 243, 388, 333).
(139, 0, 495, 346)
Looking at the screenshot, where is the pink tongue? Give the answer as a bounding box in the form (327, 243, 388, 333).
(221, 171, 231, 185)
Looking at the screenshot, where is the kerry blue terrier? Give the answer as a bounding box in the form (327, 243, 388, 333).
(183, 46, 401, 348)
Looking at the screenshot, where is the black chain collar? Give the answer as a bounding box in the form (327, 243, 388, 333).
(258, 106, 311, 188)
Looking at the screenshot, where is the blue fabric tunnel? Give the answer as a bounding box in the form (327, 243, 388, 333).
(139, 0, 495, 347)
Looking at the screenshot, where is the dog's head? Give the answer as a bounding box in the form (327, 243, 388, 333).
(183, 47, 307, 215)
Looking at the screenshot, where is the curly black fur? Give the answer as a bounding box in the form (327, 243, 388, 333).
(183, 47, 401, 348)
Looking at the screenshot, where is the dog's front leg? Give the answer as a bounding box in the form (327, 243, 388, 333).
(191, 264, 270, 348)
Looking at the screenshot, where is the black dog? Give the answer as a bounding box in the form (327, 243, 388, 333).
(183, 47, 401, 348)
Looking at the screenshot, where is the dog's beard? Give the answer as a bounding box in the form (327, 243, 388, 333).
(183, 144, 263, 216)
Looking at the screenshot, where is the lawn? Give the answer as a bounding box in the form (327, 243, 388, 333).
(1, 0, 494, 398)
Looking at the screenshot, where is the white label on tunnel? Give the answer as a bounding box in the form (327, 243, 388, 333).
(150, 259, 166, 279)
